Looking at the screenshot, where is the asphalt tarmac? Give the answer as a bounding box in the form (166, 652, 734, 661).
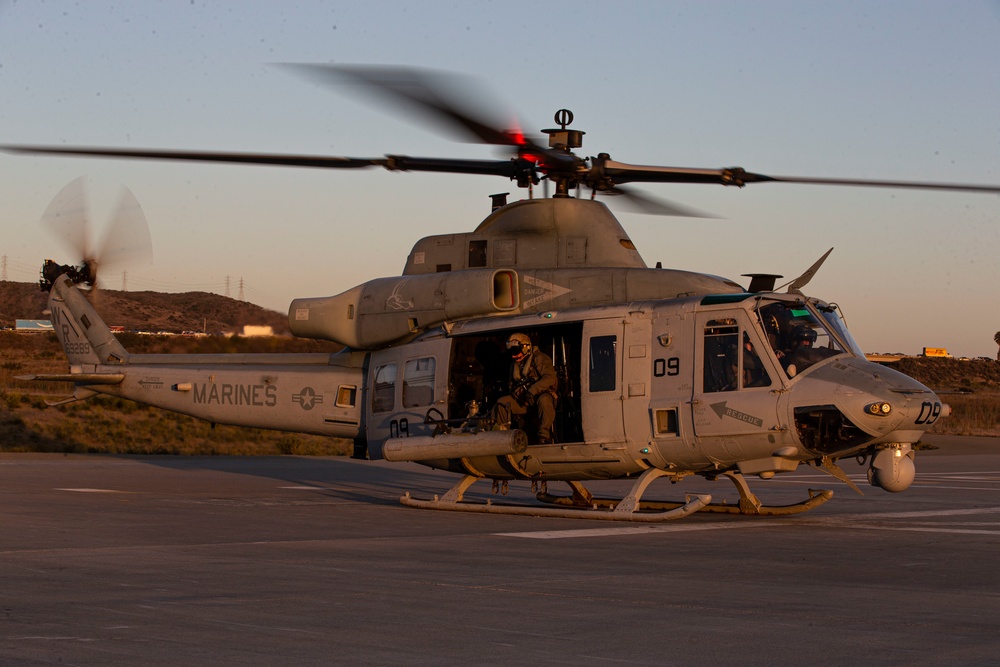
(2, 434, 999, 666)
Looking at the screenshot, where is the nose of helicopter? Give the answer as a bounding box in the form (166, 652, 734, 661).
(788, 356, 947, 459)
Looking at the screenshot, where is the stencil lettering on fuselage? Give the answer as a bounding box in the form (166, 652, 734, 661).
(710, 401, 764, 428)
(192, 383, 277, 407)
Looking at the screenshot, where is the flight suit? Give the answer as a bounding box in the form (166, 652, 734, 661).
(493, 349, 558, 443)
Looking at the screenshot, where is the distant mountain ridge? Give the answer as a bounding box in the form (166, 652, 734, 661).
(0, 280, 291, 335)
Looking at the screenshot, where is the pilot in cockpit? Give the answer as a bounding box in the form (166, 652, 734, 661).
(783, 324, 836, 376)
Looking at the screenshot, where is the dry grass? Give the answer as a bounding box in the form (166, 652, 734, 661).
(929, 392, 1000, 437)
(0, 390, 352, 455)
(0, 331, 350, 455)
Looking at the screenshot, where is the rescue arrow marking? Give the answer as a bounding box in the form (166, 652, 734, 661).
(709, 401, 764, 428)
(521, 275, 572, 309)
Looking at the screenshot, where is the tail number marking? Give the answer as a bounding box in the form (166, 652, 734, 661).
(915, 401, 942, 425)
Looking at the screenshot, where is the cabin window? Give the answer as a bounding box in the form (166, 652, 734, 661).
(703, 318, 738, 393)
(741, 332, 772, 389)
(589, 335, 617, 392)
(335, 385, 357, 408)
(372, 363, 397, 413)
(403, 357, 436, 407)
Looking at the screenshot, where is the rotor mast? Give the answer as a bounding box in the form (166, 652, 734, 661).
(540, 109, 586, 199)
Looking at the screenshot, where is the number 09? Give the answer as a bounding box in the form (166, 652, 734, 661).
(654, 357, 680, 377)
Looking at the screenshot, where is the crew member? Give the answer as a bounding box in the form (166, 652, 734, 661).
(783, 324, 836, 376)
(492, 333, 558, 444)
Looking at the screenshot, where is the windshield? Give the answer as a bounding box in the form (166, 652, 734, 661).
(755, 299, 850, 377)
(815, 302, 864, 356)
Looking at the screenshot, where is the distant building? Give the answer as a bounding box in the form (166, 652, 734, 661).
(15, 319, 53, 332)
(922, 347, 951, 358)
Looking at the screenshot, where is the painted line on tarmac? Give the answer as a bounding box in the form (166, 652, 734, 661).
(827, 506, 1000, 520)
(847, 525, 1000, 536)
(498, 507, 1000, 540)
(54, 488, 134, 494)
(496, 522, 770, 540)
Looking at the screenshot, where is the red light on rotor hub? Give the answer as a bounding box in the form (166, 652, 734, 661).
(506, 126, 527, 146)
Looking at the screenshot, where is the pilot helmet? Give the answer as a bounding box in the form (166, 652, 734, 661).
(506, 332, 532, 358)
(792, 325, 818, 345)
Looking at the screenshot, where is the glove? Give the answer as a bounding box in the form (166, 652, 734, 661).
(512, 384, 532, 407)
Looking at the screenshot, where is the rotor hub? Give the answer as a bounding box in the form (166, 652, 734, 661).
(542, 109, 585, 150)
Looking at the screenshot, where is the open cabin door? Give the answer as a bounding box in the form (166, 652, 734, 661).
(365, 337, 451, 459)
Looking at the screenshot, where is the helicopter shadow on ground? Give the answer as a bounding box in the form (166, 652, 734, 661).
(126, 454, 487, 508)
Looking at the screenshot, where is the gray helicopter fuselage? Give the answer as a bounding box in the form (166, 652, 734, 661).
(41, 273, 943, 492)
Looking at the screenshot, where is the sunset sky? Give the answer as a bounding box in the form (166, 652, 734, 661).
(1, 1, 998, 356)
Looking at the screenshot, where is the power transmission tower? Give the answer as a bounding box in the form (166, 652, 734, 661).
(1, 255, 7, 281)
(238, 277, 245, 301)
(121, 270, 128, 291)
(225, 275, 231, 298)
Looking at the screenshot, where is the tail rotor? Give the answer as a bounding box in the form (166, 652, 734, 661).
(38, 177, 153, 292)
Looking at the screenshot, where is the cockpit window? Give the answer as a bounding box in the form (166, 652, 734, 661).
(756, 300, 848, 377)
(816, 304, 864, 356)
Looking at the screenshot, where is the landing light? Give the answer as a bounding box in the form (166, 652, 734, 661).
(865, 401, 892, 416)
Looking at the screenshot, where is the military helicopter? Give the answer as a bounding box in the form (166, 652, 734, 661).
(7, 65, 1000, 521)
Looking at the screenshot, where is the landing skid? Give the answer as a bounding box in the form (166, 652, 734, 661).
(539, 471, 833, 516)
(400, 468, 711, 522)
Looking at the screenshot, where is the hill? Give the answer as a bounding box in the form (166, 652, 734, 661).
(890, 357, 1000, 392)
(0, 280, 291, 335)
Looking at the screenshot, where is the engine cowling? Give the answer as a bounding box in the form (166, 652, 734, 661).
(289, 269, 518, 349)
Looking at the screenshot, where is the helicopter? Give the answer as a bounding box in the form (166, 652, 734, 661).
(7, 65, 1000, 521)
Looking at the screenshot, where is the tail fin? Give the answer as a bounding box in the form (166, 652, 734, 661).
(48, 275, 129, 366)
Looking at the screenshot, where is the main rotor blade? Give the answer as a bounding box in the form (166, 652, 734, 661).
(1, 145, 526, 178)
(742, 173, 1000, 194)
(284, 64, 541, 150)
(599, 185, 716, 218)
(283, 64, 572, 172)
(2, 145, 381, 169)
(601, 159, 1000, 193)
(601, 161, 740, 185)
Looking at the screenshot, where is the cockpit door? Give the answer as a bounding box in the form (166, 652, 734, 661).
(691, 311, 782, 441)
